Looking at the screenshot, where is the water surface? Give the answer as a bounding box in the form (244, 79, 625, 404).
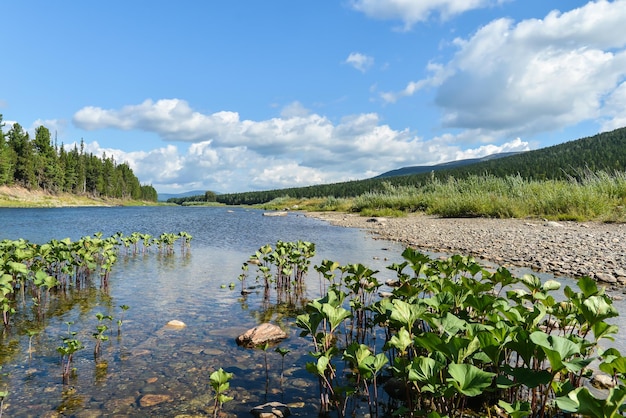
(0, 206, 623, 417)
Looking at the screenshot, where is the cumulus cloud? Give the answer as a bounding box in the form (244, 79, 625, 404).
(600, 81, 626, 132)
(382, 0, 626, 137)
(73, 99, 530, 193)
(350, 0, 505, 30)
(345, 52, 375, 72)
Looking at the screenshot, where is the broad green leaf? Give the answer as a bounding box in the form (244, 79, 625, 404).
(390, 299, 421, 330)
(447, 363, 495, 397)
(387, 327, 413, 353)
(556, 385, 626, 417)
(408, 356, 442, 386)
(542, 279, 561, 291)
(504, 365, 552, 388)
(498, 400, 531, 418)
(530, 331, 580, 372)
(577, 276, 599, 298)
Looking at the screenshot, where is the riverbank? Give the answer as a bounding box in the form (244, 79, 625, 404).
(0, 186, 158, 207)
(306, 211, 626, 286)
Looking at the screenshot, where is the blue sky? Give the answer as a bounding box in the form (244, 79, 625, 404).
(2, 1, 626, 194)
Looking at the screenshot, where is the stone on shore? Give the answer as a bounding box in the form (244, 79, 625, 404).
(305, 212, 626, 288)
(236, 323, 287, 348)
(596, 272, 617, 284)
(591, 373, 616, 389)
(263, 211, 288, 217)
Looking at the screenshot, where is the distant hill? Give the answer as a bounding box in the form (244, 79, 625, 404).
(198, 126, 626, 206)
(375, 152, 523, 179)
(158, 190, 207, 202)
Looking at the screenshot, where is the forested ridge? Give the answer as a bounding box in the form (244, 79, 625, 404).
(0, 115, 157, 201)
(205, 126, 626, 206)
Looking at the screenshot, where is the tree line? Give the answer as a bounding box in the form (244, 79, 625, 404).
(171, 125, 626, 206)
(0, 115, 157, 201)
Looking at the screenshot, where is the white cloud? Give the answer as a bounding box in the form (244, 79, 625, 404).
(73, 99, 530, 193)
(600, 81, 626, 131)
(382, 0, 626, 137)
(345, 52, 375, 72)
(350, 0, 505, 30)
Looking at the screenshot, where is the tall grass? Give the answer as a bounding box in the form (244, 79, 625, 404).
(351, 170, 626, 222)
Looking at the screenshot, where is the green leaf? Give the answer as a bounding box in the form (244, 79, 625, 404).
(541, 279, 561, 292)
(498, 400, 531, 418)
(530, 331, 580, 372)
(390, 299, 422, 330)
(408, 356, 443, 387)
(556, 385, 626, 417)
(387, 327, 413, 354)
(448, 363, 495, 397)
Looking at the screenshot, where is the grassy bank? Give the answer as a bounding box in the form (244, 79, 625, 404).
(259, 171, 626, 222)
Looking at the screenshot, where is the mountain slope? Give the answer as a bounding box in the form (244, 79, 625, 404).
(375, 152, 523, 179)
(209, 126, 626, 205)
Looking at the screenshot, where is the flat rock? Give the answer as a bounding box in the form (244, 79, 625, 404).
(596, 273, 617, 284)
(166, 320, 187, 328)
(263, 212, 288, 217)
(250, 401, 291, 418)
(591, 373, 616, 389)
(236, 323, 287, 348)
(139, 393, 173, 407)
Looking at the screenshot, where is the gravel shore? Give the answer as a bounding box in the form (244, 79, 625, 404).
(306, 212, 626, 285)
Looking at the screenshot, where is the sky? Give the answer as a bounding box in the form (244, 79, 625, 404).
(2, 1, 626, 194)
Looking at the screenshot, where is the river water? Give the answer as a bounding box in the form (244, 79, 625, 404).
(0, 206, 623, 417)
(0, 206, 412, 417)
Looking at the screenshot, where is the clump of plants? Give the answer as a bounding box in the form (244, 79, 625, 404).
(294, 248, 626, 417)
(240, 240, 315, 306)
(0, 231, 191, 329)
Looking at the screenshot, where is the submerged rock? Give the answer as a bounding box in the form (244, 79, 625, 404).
(250, 401, 291, 418)
(236, 323, 287, 348)
(138, 393, 173, 407)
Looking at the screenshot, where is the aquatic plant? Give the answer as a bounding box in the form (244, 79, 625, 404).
(0, 389, 6, 418)
(209, 368, 233, 418)
(93, 312, 113, 359)
(291, 248, 624, 417)
(0, 231, 188, 329)
(275, 346, 290, 387)
(26, 329, 38, 359)
(117, 304, 129, 335)
(243, 240, 316, 305)
(57, 322, 83, 383)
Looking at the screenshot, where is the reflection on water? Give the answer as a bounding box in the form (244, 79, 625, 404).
(0, 206, 624, 416)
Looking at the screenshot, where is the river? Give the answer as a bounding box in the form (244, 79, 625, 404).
(0, 206, 623, 417)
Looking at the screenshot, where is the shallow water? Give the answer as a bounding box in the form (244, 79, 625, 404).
(0, 206, 624, 417)
(0, 206, 411, 417)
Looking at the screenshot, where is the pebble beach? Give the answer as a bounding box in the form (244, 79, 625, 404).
(307, 212, 626, 286)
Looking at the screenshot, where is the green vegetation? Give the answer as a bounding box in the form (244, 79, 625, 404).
(0, 114, 157, 202)
(241, 240, 316, 305)
(209, 368, 233, 418)
(0, 230, 190, 385)
(352, 170, 626, 221)
(169, 126, 626, 222)
(241, 242, 626, 417)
